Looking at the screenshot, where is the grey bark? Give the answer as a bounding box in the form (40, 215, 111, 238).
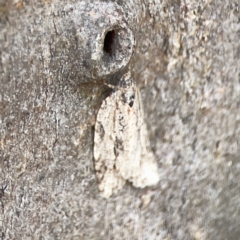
(0, 0, 240, 239)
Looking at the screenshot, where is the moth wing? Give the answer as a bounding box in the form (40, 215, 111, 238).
(94, 92, 125, 198)
(94, 84, 159, 198)
(115, 87, 160, 188)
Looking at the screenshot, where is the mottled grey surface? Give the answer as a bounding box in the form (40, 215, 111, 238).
(0, 0, 240, 239)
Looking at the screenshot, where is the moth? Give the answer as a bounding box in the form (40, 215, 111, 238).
(94, 72, 159, 198)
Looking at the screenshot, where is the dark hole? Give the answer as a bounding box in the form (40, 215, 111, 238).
(104, 30, 116, 55)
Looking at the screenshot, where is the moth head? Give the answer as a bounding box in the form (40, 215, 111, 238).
(120, 71, 133, 88)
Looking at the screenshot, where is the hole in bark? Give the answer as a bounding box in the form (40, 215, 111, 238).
(104, 30, 116, 55)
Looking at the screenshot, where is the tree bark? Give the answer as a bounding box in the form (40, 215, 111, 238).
(1, 0, 240, 239)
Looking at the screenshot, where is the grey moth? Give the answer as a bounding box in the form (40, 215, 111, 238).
(94, 72, 159, 198)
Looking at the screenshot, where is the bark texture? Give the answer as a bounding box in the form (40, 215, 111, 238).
(0, 0, 240, 239)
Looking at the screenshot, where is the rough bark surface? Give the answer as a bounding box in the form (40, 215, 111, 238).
(0, 0, 240, 239)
